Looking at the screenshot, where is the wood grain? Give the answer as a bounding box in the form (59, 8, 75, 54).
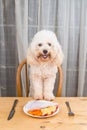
(0, 97, 87, 130)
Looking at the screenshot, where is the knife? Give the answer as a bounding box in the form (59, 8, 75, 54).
(7, 99, 18, 120)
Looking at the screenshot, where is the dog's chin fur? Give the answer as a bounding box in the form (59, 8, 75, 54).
(27, 30, 64, 100)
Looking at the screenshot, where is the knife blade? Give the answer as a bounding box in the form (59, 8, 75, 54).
(7, 99, 18, 120)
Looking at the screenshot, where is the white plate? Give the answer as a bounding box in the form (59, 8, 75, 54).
(23, 100, 59, 118)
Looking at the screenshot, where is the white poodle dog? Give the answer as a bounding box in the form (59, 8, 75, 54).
(27, 30, 64, 100)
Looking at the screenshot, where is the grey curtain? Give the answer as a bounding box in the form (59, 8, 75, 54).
(0, 0, 18, 96)
(0, 0, 87, 97)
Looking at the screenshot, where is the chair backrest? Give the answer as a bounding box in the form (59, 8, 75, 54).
(16, 59, 63, 97)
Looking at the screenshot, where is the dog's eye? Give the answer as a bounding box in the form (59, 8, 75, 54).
(38, 43, 42, 47)
(48, 43, 51, 46)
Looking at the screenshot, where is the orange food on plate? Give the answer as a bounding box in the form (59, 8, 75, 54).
(27, 105, 58, 116)
(28, 109, 42, 116)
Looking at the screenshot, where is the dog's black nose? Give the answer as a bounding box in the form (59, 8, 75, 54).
(43, 50, 48, 54)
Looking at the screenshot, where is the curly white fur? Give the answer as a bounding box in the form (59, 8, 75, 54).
(27, 30, 64, 100)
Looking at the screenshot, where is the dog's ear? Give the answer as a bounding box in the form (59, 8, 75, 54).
(27, 46, 38, 65)
(54, 44, 64, 67)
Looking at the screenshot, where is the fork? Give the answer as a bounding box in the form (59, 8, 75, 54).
(65, 101, 75, 116)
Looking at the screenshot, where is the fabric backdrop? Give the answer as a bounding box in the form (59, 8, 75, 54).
(0, 0, 87, 96)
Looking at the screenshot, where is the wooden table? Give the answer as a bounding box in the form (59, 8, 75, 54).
(0, 97, 87, 130)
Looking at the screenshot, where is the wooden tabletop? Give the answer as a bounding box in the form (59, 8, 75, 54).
(0, 97, 87, 130)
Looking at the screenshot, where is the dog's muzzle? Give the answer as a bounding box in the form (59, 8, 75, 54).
(42, 54, 49, 59)
(37, 53, 50, 60)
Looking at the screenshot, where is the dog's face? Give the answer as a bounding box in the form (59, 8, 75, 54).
(27, 30, 64, 66)
(32, 41, 57, 62)
(30, 30, 59, 62)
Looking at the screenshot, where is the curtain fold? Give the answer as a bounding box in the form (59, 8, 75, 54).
(0, 0, 17, 96)
(15, 0, 28, 96)
(61, 0, 70, 96)
(0, 0, 5, 96)
(15, 0, 28, 62)
(77, 0, 87, 96)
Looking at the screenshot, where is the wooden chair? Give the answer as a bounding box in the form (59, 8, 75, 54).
(16, 58, 63, 97)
